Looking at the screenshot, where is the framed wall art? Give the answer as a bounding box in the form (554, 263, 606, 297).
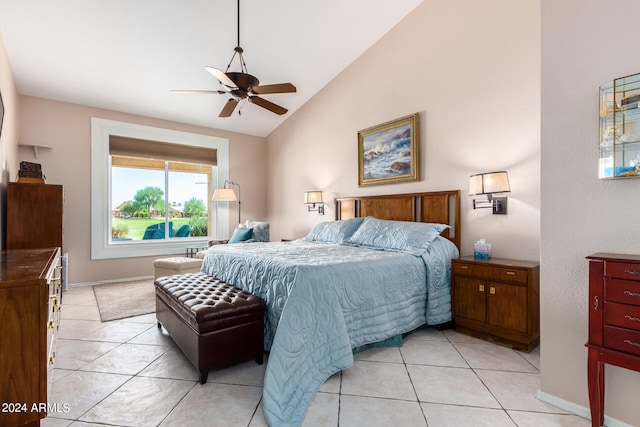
(357, 112, 419, 187)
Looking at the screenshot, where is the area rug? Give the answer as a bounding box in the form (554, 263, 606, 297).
(93, 279, 155, 322)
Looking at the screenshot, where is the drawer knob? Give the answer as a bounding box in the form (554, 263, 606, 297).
(506, 271, 516, 276)
(479, 284, 485, 292)
(624, 290, 640, 298)
(624, 339, 640, 348)
(460, 265, 469, 269)
(490, 286, 496, 294)
(624, 269, 640, 276)
(624, 314, 640, 323)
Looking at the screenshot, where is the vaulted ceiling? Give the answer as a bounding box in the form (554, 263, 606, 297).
(0, 0, 423, 137)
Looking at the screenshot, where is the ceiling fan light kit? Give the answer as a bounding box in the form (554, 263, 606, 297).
(172, 0, 296, 118)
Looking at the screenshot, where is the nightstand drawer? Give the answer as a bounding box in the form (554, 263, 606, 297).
(604, 325, 640, 356)
(605, 278, 640, 306)
(605, 261, 640, 281)
(453, 263, 527, 284)
(605, 302, 640, 331)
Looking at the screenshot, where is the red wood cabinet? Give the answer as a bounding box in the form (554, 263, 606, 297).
(586, 253, 640, 427)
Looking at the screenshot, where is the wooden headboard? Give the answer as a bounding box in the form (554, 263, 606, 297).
(335, 190, 461, 251)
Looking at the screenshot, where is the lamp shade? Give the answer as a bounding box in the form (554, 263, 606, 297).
(304, 191, 323, 204)
(212, 188, 237, 202)
(469, 171, 510, 195)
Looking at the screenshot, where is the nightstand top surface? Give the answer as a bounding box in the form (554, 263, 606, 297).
(455, 255, 539, 269)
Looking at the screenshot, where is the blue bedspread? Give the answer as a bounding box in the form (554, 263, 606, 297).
(202, 237, 458, 426)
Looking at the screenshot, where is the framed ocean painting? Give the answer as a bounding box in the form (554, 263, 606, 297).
(357, 113, 419, 187)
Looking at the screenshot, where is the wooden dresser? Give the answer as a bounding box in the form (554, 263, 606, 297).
(0, 248, 62, 427)
(586, 253, 640, 427)
(451, 256, 540, 352)
(6, 182, 63, 250)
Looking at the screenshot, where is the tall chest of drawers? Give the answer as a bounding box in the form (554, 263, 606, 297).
(0, 248, 62, 427)
(586, 253, 640, 427)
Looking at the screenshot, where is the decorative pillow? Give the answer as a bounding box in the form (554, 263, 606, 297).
(303, 218, 365, 244)
(346, 217, 449, 255)
(245, 220, 270, 242)
(228, 227, 253, 244)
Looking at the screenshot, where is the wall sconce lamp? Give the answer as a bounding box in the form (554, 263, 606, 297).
(304, 191, 325, 215)
(213, 180, 241, 224)
(469, 171, 510, 214)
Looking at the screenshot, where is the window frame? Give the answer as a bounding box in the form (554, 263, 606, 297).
(91, 118, 230, 260)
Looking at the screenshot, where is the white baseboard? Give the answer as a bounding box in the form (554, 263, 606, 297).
(536, 389, 634, 427)
(68, 275, 154, 288)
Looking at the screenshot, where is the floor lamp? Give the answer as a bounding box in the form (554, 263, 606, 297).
(212, 180, 241, 226)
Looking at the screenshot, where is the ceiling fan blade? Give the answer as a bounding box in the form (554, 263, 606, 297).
(205, 66, 238, 89)
(219, 99, 239, 117)
(171, 89, 227, 95)
(251, 83, 297, 95)
(249, 96, 288, 115)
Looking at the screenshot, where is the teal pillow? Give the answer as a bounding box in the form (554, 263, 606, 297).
(228, 227, 253, 243)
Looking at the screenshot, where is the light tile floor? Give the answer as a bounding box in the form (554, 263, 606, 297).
(42, 285, 591, 427)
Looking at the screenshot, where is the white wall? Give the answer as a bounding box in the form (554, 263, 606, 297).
(541, 0, 640, 425)
(266, 0, 541, 263)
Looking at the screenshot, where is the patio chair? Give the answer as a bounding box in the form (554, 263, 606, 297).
(142, 222, 174, 239)
(175, 224, 191, 237)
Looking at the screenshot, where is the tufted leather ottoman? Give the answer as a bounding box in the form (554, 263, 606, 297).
(154, 273, 265, 384)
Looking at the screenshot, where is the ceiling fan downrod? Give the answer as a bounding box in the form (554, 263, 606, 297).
(224, 0, 248, 74)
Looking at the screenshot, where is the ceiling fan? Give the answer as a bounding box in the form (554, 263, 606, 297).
(172, 0, 296, 117)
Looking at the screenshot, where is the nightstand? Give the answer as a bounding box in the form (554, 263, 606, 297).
(451, 256, 540, 352)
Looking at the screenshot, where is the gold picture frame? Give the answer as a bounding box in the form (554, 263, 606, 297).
(358, 113, 419, 187)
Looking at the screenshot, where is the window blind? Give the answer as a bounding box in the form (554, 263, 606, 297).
(109, 135, 217, 166)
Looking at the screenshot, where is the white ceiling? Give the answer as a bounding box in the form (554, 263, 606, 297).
(0, 0, 422, 137)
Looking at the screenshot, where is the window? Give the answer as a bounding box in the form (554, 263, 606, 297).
(111, 156, 214, 241)
(91, 118, 230, 260)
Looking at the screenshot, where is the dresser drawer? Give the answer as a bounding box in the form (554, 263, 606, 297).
(452, 263, 527, 284)
(605, 278, 640, 306)
(605, 302, 640, 331)
(605, 261, 640, 281)
(604, 325, 640, 356)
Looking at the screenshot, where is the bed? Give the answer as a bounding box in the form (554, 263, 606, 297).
(201, 190, 460, 427)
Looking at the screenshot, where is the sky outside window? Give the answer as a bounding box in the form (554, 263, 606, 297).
(112, 167, 209, 208)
